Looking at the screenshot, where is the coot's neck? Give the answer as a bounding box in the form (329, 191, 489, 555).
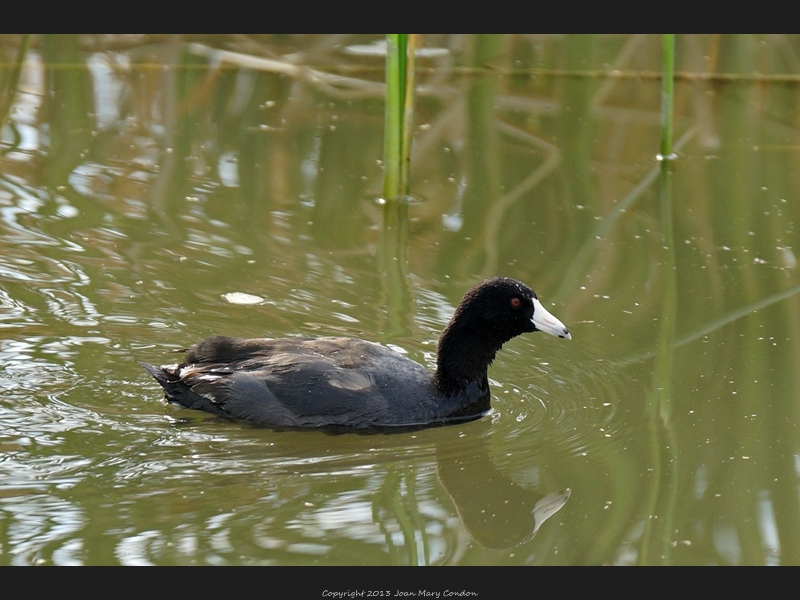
(433, 319, 506, 395)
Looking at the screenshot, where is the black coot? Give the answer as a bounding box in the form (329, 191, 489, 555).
(141, 277, 570, 430)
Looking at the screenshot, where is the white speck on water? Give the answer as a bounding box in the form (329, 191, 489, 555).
(222, 292, 265, 305)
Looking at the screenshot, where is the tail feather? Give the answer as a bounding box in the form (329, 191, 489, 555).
(138, 361, 170, 383)
(139, 361, 228, 417)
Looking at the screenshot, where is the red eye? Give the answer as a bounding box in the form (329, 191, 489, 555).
(510, 297, 522, 308)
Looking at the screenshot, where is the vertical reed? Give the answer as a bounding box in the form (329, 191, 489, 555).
(659, 34, 676, 160)
(383, 34, 417, 199)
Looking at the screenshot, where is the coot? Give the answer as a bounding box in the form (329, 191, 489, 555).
(141, 277, 570, 430)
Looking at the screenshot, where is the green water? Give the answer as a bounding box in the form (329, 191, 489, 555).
(1, 34, 800, 567)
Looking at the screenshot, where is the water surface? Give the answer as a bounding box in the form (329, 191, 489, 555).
(1, 34, 800, 566)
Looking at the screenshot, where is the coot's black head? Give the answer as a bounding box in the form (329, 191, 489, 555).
(434, 277, 570, 393)
(450, 277, 571, 343)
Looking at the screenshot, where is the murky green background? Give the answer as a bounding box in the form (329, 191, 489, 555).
(1, 34, 799, 566)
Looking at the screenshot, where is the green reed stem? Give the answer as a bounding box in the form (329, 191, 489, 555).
(383, 34, 416, 200)
(401, 35, 417, 193)
(659, 34, 676, 160)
